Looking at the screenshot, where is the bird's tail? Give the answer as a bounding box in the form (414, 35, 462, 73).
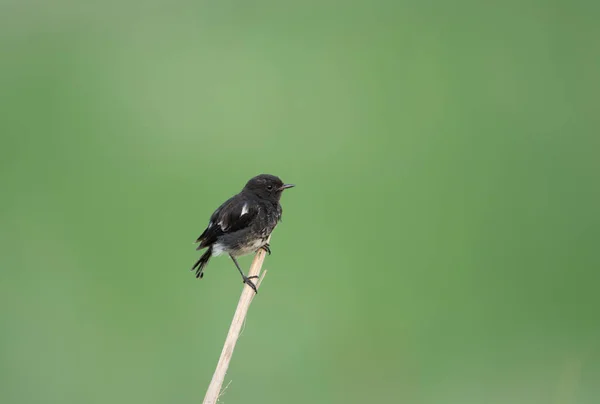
(191, 247, 212, 279)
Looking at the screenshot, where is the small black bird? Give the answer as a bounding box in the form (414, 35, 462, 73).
(191, 174, 294, 292)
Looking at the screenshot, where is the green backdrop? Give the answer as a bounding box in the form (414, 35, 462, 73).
(1, 1, 598, 403)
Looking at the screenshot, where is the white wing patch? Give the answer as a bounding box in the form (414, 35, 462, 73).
(208, 221, 213, 228)
(240, 203, 249, 217)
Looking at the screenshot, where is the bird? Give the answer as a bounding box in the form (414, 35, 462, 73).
(191, 174, 294, 293)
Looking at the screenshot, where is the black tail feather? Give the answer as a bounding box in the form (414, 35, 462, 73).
(191, 248, 212, 279)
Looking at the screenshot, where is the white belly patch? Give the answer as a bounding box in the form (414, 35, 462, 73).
(212, 242, 225, 256)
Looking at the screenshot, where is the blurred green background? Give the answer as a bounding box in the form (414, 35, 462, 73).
(1, 1, 599, 403)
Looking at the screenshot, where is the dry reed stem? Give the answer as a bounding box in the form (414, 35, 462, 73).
(202, 240, 270, 404)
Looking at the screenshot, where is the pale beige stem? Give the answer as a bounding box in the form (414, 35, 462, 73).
(202, 240, 270, 404)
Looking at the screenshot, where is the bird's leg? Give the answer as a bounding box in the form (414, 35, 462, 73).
(260, 243, 271, 255)
(229, 254, 258, 293)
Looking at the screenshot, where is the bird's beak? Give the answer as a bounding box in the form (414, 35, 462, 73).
(279, 184, 295, 191)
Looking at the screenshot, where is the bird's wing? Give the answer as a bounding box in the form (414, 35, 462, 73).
(195, 196, 258, 250)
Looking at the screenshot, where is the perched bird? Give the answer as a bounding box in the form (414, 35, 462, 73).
(191, 174, 294, 292)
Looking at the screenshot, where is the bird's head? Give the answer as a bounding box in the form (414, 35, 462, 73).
(243, 174, 294, 200)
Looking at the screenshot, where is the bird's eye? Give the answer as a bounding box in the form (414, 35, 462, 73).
(267, 185, 273, 190)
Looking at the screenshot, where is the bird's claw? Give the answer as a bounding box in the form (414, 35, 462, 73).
(260, 243, 271, 255)
(242, 275, 259, 293)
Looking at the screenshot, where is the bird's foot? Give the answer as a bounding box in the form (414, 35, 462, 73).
(260, 243, 271, 255)
(242, 275, 259, 294)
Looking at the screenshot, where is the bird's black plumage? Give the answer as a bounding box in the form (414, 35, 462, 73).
(191, 174, 294, 292)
